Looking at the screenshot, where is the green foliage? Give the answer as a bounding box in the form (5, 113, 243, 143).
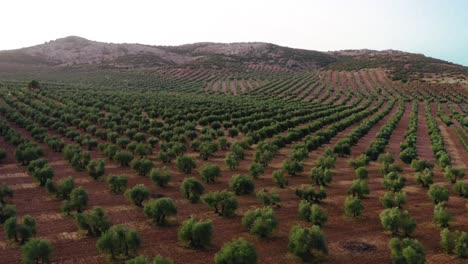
(242, 207, 278, 238)
(176, 155, 196, 174)
(440, 228, 467, 258)
(107, 175, 128, 194)
(32, 165, 54, 187)
(272, 170, 288, 188)
(433, 203, 452, 228)
(381, 191, 407, 209)
(4, 215, 36, 244)
(410, 159, 434, 172)
(114, 150, 135, 167)
(126, 255, 173, 264)
(214, 238, 257, 264)
(389, 237, 425, 264)
(229, 175, 254, 195)
(143, 198, 177, 225)
(76, 207, 111, 237)
(48, 176, 75, 200)
(415, 168, 434, 188)
(298, 201, 327, 226)
(199, 141, 218, 160)
(288, 224, 328, 261)
(282, 159, 304, 176)
(200, 163, 221, 183)
(443, 166, 465, 184)
(178, 217, 213, 248)
(427, 184, 449, 204)
(0, 184, 13, 204)
(202, 190, 238, 217)
(348, 154, 370, 169)
(126, 184, 150, 207)
(224, 152, 240, 170)
(310, 166, 332, 186)
(180, 177, 205, 203)
(343, 196, 364, 217)
(355, 167, 368, 180)
(0, 203, 16, 224)
(295, 185, 327, 203)
(130, 158, 153, 176)
(87, 159, 105, 180)
(383, 172, 406, 192)
(256, 189, 280, 207)
(453, 181, 468, 198)
(347, 179, 369, 198)
(71, 151, 91, 171)
(150, 168, 171, 187)
(62, 187, 88, 214)
(248, 163, 265, 179)
(380, 207, 416, 236)
(21, 238, 52, 264)
(97, 224, 141, 260)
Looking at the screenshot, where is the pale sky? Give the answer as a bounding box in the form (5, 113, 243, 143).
(1, 0, 467, 66)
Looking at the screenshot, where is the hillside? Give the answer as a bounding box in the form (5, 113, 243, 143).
(0, 36, 467, 82)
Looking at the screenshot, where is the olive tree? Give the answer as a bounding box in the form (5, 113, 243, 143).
(433, 203, 452, 228)
(130, 158, 153, 177)
(107, 175, 128, 194)
(440, 228, 467, 258)
(176, 155, 196, 174)
(126, 184, 150, 207)
(76, 207, 111, 237)
(272, 170, 288, 188)
(21, 238, 52, 264)
(248, 163, 265, 179)
(214, 238, 257, 264)
(389, 237, 425, 264)
(143, 198, 177, 226)
(415, 168, 434, 188)
(347, 179, 369, 199)
(256, 190, 280, 207)
(381, 191, 407, 209)
(242, 207, 278, 238)
(380, 207, 416, 236)
(200, 163, 221, 184)
(224, 152, 240, 170)
(343, 196, 364, 217)
(62, 187, 88, 214)
(0, 184, 13, 204)
(202, 190, 238, 217)
(180, 178, 205, 203)
(114, 150, 135, 167)
(288, 225, 328, 261)
(298, 201, 327, 227)
(427, 184, 449, 204)
(0, 203, 16, 224)
(97, 224, 141, 260)
(229, 175, 254, 195)
(178, 217, 212, 248)
(86, 159, 106, 180)
(4, 215, 36, 244)
(150, 168, 171, 187)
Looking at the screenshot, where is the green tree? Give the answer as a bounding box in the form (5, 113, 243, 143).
(380, 207, 416, 236)
(288, 224, 328, 261)
(433, 203, 452, 228)
(200, 163, 221, 184)
(107, 175, 128, 194)
(298, 201, 327, 227)
(381, 191, 407, 209)
(4, 215, 36, 244)
(76, 207, 111, 237)
(143, 198, 177, 225)
(178, 217, 213, 248)
(87, 159, 105, 180)
(343, 196, 364, 217)
(242, 207, 278, 238)
(295, 185, 327, 203)
(272, 170, 288, 188)
(130, 158, 153, 177)
(389, 237, 425, 264)
(443, 166, 465, 184)
(283, 159, 304, 176)
(47, 176, 74, 200)
(180, 177, 205, 203)
(440, 228, 467, 258)
(224, 152, 240, 170)
(229, 175, 254, 195)
(383, 172, 406, 192)
(71, 151, 91, 171)
(150, 168, 171, 187)
(355, 167, 368, 180)
(347, 179, 369, 199)
(125, 255, 174, 264)
(62, 187, 88, 214)
(199, 141, 218, 160)
(415, 168, 434, 188)
(214, 238, 257, 264)
(310, 166, 332, 186)
(114, 151, 135, 167)
(0, 203, 16, 223)
(427, 184, 449, 204)
(97, 225, 141, 260)
(202, 190, 238, 217)
(176, 155, 196, 174)
(126, 184, 150, 207)
(256, 190, 280, 207)
(21, 238, 52, 264)
(0, 184, 13, 204)
(248, 163, 265, 179)
(32, 165, 54, 187)
(411, 159, 434, 172)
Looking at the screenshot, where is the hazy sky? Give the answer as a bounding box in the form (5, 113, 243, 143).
(1, 0, 467, 66)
